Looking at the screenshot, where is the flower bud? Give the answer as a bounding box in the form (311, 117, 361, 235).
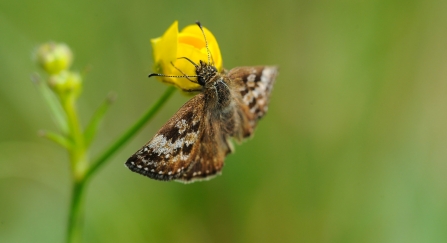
(48, 70, 82, 97)
(35, 42, 73, 75)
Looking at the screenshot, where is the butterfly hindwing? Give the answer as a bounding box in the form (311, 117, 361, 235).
(228, 66, 278, 138)
(176, 120, 233, 183)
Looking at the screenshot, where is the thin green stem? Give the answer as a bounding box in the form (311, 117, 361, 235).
(61, 94, 89, 243)
(67, 179, 86, 243)
(62, 96, 88, 179)
(85, 86, 176, 181)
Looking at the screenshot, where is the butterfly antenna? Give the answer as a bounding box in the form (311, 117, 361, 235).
(195, 21, 213, 65)
(170, 61, 198, 83)
(148, 73, 198, 79)
(177, 56, 199, 68)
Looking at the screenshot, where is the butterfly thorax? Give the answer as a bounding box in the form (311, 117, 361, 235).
(195, 61, 233, 114)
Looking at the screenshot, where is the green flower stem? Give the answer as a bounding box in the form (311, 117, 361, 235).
(65, 86, 176, 243)
(60, 94, 89, 243)
(67, 179, 86, 243)
(62, 95, 88, 179)
(66, 155, 88, 243)
(85, 86, 176, 181)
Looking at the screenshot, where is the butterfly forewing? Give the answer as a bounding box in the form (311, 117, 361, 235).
(125, 94, 206, 181)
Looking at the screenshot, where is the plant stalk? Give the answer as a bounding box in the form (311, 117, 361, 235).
(65, 86, 176, 243)
(66, 179, 86, 243)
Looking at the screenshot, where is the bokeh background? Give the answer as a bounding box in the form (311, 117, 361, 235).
(1, 0, 447, 242)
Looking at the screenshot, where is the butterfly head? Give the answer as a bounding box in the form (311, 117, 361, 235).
(196, 60, 218, 86)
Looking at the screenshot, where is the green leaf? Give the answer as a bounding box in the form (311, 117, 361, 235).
(32, 74, 69, 134)
(84, 92, 116, 147)
(39, 130, 73, 149)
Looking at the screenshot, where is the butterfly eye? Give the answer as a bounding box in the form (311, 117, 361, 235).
(211, 66, 217, 73)
(198, 76, 206, 86)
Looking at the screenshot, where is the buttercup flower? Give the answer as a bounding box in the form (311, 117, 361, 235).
(35, 42, 73, 75)
(151, 21, 223, 91)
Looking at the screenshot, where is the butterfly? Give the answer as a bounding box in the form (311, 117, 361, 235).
(125, 22, 278, 183)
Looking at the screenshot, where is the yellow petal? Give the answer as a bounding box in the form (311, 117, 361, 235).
(178, 34, 205, 50)
(162, 43, 206, 90)
(151, 21, 178, 65)
(150, 21, 223, 91)
(180, 25, 222, 71)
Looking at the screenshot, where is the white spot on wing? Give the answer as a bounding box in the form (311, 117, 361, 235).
(247, 73, 256, 82)
(261, 67, 274, 83)
(175, 119, 188, 134)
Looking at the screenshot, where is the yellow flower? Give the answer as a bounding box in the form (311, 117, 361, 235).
(151, 21, 223, 91)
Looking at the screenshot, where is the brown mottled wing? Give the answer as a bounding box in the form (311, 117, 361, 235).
(125, 93, 231, 183)
(228, 66, 278, 139)
(176, 120, 232, 183)
(125, 94, 205, 181)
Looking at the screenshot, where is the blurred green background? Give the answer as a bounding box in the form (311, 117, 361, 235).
(1, 0, 447, 242)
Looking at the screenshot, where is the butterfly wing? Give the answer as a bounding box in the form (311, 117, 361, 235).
(227, 66, 278, 139)
(176, 120, 233, 183)
(125, 92, 232, 182)
(125, 94, 206, 181)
